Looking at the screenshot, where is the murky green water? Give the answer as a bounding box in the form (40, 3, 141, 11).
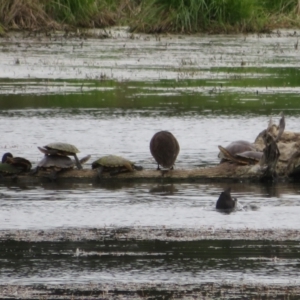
(1, 28, 300, 298)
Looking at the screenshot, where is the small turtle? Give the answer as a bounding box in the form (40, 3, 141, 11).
(218, 140, 263, 165)
(0, 152, 31, 175)
(31, 154, 90, 180)
(218, 145, 263, 165)
(150, 131, 180, 170)
(38, 142, 82, 170)
(216, 188, 237, 210)
(92, 155, 143, 178)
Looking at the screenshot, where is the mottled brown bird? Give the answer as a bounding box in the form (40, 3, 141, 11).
(150, 131, 180, 170)
(2, 152, 32, 172)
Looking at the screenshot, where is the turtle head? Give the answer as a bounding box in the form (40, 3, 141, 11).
(2, 152, 13, 163)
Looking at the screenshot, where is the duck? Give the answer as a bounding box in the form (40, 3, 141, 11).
(216, 188, 237, 210)
(2, 152, 32, 172)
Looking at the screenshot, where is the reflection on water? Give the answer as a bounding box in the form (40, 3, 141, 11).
(1, 238, 300, 285)
(1, 181, 300, 231)
(149, 184, 178, 195)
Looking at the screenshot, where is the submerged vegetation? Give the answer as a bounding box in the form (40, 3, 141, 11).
(0, 0, 300, 33)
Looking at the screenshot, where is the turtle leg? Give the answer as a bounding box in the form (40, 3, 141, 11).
(79, 154, 91, 165)
(47, 170, 58, 181)
(29, 167, 39, 176)
(96, 166, 104, 179)
(110, 168, 122, 176)
(134, 165, 143, 171)
(74, 154, 83, 170)
(11, 174, 19, 181)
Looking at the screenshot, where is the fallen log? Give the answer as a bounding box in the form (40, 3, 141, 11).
(1, 115, 300, 184)
(0, 162, 282, 184)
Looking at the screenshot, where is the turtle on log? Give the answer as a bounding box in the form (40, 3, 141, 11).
(38, 142, 83, 170)
(92, 155, 143, 178)
(31, 154, 91, 180)
(218, 141, 262, 165)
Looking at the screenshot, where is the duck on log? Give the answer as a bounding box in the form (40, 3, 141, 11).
(1, 114, 300, 184)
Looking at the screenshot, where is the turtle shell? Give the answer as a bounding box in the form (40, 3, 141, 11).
(150, 131, 180, 169)
(218, 140, 255, 159)
(38, 155, 75, 170)
(218, 140, 263, 165)
(92, 155, 135, 172)
(39, 142, 80, 156)
(218, 146, 262, 165)
(236, 151, 263, 160)
(0, 163, 21, 175)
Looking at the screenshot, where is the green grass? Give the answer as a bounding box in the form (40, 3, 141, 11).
(45, 0, 97, 26)
(0, 0, 300, 33)
(131, 0, 300, 33)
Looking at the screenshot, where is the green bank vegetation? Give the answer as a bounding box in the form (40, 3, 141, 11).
(0, 0, 300, 34)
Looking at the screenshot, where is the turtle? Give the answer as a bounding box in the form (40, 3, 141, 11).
(150, 131, 180, 170)
(218, 144, 263, 165)
(1, 152, 32, 172)
(216, 188, 237, 210)
(38, 142, 82, 170)
(31, 154, 91, 180)
(0, 162, 21, 177)
(218, 140, 262, 165)
(91, 155, 143, 178)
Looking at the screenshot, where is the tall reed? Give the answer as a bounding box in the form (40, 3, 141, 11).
(130, 0, 300, 33)
(0, 0, 55, 29)
(0, 0, 299, 33)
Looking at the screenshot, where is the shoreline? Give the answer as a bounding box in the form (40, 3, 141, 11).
(1, 282, 300, 299)
(1, 226, 300, 242)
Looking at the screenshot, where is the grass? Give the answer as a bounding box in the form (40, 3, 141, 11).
(130, 0, 300, 33)
(0, 0, 300, 33)
(0, 0, 58, 30)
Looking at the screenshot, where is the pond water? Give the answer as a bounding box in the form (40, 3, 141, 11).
(1, 28, 300, 298)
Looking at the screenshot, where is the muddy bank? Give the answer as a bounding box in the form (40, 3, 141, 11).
(2, 230, 300, 299)
(1, 282, 300, 300)
(1, 227, 300, 242)
(2, 226, 300, 299)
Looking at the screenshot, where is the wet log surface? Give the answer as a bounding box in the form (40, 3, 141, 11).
(0, 163, 268, 184)
(2, 126, 300, 184)
(0, 159, 296, 184)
